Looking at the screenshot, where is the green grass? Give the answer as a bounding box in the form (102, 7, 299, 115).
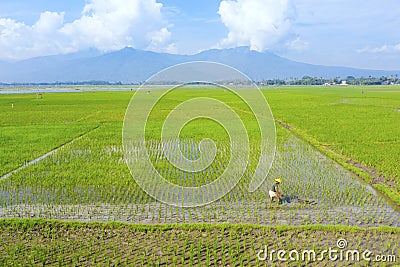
(0, 87, 398, 227)
(3, 86, 398, 187)
(2, 217, 399, 233)
(0, 218, 398, 266)
(373, 184, 400, 204)
(0, 92, 132, 176)
(0, 124, 97, 176)
(263, 86, 400, 195)
(2, 87, 399, 188)
(0, 87, 399, 265)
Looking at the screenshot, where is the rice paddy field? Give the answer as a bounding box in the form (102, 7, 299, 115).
(0, 85, 399, 266)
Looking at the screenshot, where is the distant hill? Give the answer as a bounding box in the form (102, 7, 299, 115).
(0, 47, 398, 83)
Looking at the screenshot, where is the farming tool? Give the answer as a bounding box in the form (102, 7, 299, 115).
(285, 195, 317, 205)
(270, 195, 317, 206)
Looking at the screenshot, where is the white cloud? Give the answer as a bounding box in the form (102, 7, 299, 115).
(285, 37, 308, 51)
(0, 13, 67, 59)
(217, 0, 296, 51)
(146, 27, 177, 53)
(0, 0, 173, 60)
(357, 43, 400, 53)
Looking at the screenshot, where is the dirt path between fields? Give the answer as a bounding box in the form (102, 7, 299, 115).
(275, 119, 399, 205)
(275, 119, 391, 184)
(0, 125, 100, 181)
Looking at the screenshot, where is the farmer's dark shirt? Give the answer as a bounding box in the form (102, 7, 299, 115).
(271, 184, 278, 192)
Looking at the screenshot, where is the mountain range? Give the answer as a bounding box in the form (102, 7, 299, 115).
(0, 47, 398, 83)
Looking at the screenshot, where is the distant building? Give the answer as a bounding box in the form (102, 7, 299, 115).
(340, 80, 348, 86)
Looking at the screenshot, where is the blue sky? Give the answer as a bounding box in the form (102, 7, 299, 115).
(0, 0, 399, 70)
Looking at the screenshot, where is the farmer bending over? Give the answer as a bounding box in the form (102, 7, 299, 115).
(269, 178, 282, 206)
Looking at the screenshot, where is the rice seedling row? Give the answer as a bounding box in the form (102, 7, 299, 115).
(0, 123, 397, 227)
(0, 88, 399, 266)
(0, 219, 398, 266)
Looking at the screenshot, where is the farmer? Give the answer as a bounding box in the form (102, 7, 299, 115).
(269, 178, 282, 206)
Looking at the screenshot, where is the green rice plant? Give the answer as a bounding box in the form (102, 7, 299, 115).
(0, 89, 399, 232)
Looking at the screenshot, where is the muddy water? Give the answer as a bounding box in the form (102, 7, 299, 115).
(0, 202, 398, 227)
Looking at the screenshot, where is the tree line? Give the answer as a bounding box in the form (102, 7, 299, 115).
(257, 75, 399, 86)
(1, 75, 399, 87)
